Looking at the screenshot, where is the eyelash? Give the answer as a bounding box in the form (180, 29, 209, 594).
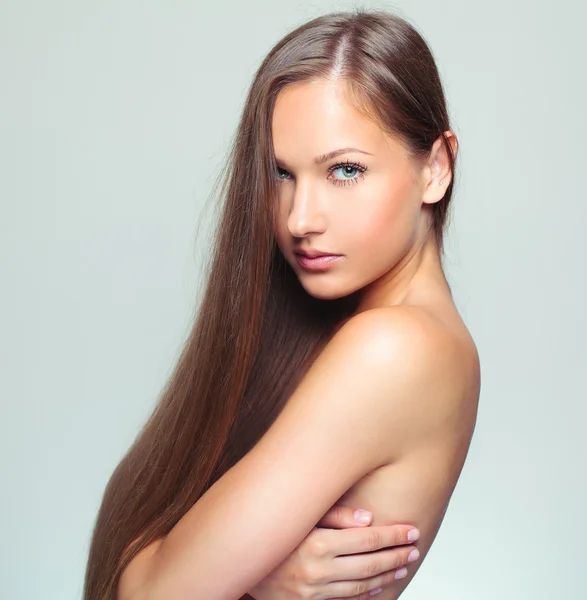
(276, 160, 368, 187)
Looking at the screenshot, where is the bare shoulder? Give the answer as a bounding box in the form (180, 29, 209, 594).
(333, 304, 470, 370)
(329, 305, 480, 459)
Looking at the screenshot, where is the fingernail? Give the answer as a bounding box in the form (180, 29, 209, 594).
(370, 588, 383, 595)
(354, 509, 371, 524)
(395, 567, 408, 580)
(407, 528, 420, 541)
(408, 549, 420, 562)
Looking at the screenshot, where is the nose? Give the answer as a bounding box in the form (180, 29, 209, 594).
(286, 180, 327, 238)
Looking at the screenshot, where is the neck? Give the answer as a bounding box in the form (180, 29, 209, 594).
(355, 230, 450, 314)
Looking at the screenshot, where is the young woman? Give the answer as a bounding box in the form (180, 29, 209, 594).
(84, 9, 480, 600)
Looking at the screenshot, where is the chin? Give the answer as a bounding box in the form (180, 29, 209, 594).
(298, 278, 354, 301)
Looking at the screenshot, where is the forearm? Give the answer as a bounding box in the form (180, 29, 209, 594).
(142, 495, 263, 600)
(137, 461, 318, 600)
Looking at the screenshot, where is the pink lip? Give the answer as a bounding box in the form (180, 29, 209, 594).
(295, 253, 343, 271)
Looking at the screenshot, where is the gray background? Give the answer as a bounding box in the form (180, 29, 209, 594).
(1, 0, 585, 598)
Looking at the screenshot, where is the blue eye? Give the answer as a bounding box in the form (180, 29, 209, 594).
(274, 160, 368, 187)
(332, 164, 359, 179)
(328, 160, 368, 187)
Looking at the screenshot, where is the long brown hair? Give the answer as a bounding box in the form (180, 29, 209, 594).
(83, 8, 457, 599)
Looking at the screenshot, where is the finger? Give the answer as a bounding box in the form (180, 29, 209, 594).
(327, 545, 419, 582)
(324, 559, 412, 599)
(317, 505, 372, 529)
(322, 524, 420, 556)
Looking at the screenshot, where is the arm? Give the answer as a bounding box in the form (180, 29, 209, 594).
(125, 307, 451, 600)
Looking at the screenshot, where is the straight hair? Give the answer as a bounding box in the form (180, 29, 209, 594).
(83, 8, 457, 599)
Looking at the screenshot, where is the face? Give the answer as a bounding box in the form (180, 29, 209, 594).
(271, 78, 433, 301)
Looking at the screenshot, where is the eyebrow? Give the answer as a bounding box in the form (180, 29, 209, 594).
(314, 147, 374, 165)
(275, 147, 374, 169)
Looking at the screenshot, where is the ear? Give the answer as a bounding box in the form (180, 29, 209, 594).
(421, 131, 458, 205)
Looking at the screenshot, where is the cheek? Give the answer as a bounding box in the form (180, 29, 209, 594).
(345, 183, 417, 257)
(346, 191, 404, 244)
(273, 200, 290, 253)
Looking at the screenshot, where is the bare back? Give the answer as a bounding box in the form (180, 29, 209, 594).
(330, 288, 480, 598)
(119, 284, 480, 600)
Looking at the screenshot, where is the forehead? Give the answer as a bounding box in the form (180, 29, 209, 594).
(271, 79, 402, 161)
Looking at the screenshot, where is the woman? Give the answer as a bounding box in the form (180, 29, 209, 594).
(84, 9, 480, 600)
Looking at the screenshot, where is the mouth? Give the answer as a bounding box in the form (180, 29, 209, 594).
(294, 252, 343, 271)
(294, 248, 340, 259)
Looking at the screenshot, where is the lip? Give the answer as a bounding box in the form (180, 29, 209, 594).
(295, 249, 337, 258)
(294, 253, 343, 271)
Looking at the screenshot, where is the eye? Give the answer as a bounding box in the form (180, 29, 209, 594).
(328, 160, 368, 187)
(275, 166, 291, 181)
(274, 160, 368, 186)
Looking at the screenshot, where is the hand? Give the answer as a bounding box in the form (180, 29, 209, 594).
(248, 505, 420, 600)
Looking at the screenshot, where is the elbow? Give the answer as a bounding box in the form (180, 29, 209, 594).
(118, 574, 157, 600)
(118, 543, 164, 600)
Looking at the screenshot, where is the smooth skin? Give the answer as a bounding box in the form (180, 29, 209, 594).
(120, 307, 469, 600)
(249, 505, 421, 600)
(119, 506, 420, 600)
(118, 78, 479, 600)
